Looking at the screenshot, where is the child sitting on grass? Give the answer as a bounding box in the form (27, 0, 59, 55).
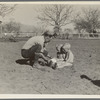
(56, 43, 74, 68)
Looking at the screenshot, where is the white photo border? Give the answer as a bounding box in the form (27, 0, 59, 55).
(0, 1, 100, 99)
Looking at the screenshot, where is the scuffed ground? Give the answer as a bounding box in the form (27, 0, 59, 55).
(0, 39, 100, 94)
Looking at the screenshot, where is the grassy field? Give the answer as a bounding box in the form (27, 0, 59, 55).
(0, 38, 100, 94)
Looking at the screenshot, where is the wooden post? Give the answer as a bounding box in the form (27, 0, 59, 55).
(0, 22, 2, 34)
(0, 16, 3, 34)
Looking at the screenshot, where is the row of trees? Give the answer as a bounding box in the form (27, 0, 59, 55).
(74, 8, 100, 34)
(0, 4, 100, 36)
(0, 4, 17, 34)
(37, 5, 100, 36)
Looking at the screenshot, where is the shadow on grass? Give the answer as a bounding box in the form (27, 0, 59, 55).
(16, 59, 31, 66)
(16, 59, 53, 72)
(80, 75, 100, 87)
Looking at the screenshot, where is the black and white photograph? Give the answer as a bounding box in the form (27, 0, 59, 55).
(0, 1, 100, 96)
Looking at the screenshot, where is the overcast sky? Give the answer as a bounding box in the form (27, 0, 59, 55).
(3, 4, 41, 25)
(1, 2, 100, 29)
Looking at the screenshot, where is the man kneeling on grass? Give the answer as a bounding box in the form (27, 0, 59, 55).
(21, 30, 53, 68)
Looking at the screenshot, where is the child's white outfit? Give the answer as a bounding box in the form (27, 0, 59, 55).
(56, 50, 74, 68)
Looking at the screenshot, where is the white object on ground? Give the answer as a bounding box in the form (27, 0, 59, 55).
(50, 58, 57, 63)
(56, 58, 73, 68)
(50, 58, 73, 68)
(57, 59, 73, 68)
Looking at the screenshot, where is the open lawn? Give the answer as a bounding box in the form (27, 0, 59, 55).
(0, 39, 100, 94)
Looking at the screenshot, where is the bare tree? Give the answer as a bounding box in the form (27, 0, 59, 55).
(37, 4, 73, 35)
(74, 7, 100, 36)
(0, 4, 17, 34)
(3, 20, 21, 33)
(0, 4, 17, 18)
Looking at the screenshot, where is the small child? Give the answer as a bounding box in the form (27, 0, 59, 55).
(56, 43, 74, 65)
(46, 43, 74, 69)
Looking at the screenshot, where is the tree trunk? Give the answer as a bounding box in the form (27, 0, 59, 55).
(54, 24, 60, 35)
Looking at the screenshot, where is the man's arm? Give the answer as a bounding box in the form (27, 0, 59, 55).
(35, 52, 50, 63)
(42, 48, 52, 59)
